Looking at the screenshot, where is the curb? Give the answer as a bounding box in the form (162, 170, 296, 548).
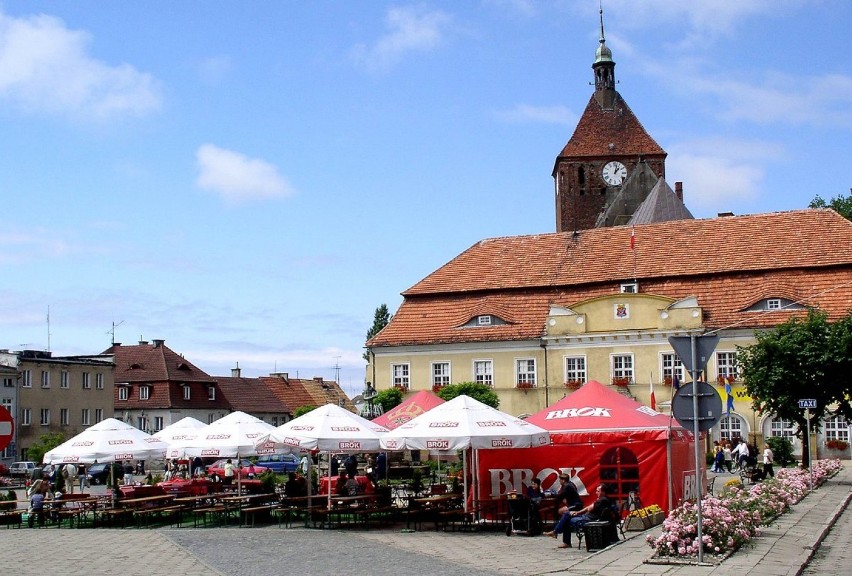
(795, 485, 852, 576)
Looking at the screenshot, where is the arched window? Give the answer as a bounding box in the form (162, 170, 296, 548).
(599, 446, 639, 504)
(769, 417, 796, 438)
(719, 415, 744, 441)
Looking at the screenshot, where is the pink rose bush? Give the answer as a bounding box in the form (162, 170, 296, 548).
(647, 459, 842, 559)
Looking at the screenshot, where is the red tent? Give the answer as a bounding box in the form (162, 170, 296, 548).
(477, 381, 699, 513)
(372, 390, 445, 430)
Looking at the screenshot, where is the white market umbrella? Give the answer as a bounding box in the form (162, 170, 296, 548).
(255, 403, 391, 509)
(152, 416, 207, 459)
(44, 418, 168, 464)
(180, 411, 277, 459)
(379, 395, 551, 511)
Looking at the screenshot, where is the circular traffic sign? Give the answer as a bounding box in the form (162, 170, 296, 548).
(671, 381, 723, 432)
(0, 404, 14, 451)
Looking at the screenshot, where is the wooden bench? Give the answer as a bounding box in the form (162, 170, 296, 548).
(133, 505, 183, 528)
(0, 510, 24, 528)
(240, 504, 276, 527)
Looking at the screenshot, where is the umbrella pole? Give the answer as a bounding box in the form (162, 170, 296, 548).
(237, 452, 242, 497)
(327, 453, 332, 510)
(463, 449, 468, 513)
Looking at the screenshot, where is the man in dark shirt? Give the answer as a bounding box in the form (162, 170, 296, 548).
(546, 483, 613, 548)
(554, 472, 582, 513)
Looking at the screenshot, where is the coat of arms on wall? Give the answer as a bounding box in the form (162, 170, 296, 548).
(615, 303, 629, 319)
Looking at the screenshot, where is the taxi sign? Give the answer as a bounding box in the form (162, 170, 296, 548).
(798, 399, 817, 409)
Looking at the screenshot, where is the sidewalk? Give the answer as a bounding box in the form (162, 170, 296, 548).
(550, 463, 852, 576)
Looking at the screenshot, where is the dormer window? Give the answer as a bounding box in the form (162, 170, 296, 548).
(767, 298, 781, 310)
(477, 315, 492, 326)
(182, 385, 191, 400)
(177, 362, 191, 371)
(140, 386, 150, 400)
(744, 297, 803, 313)
(620, 282, 637, 294)
(208, 386, 216, 401)
(118, 386, 129, 401)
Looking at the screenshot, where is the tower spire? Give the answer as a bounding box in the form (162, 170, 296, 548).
(592, 1, 616, 106)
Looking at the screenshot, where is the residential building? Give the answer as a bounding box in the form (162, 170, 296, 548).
(215, 365, 293, 427)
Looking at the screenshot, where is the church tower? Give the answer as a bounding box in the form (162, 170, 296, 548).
(553, 7, 667, 232)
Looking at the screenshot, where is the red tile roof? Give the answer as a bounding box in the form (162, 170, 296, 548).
(555, 93, 666, 162)
(370, 210, 852, 347)
(215, 376, 293, 415)
(263, 375, 354, 412)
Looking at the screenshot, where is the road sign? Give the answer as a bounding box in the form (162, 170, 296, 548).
(798, 399, 817, 409)
(668, 335, 720, 375)
(671, 381, 723, 432)
(0, 404, 13, 451)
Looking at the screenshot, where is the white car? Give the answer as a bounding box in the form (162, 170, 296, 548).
(9, 461, 37, 478)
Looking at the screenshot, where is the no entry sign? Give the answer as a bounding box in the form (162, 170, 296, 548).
(0, 404, 13, 451)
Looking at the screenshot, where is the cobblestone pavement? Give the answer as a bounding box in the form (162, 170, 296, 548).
(2, 464, 849, 576)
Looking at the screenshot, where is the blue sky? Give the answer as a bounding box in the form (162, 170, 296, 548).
(1, 1, 850, 399)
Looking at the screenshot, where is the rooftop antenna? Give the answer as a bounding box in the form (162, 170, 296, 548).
(107, 320, 124, 346)
(46, 305, 51, 352)
(332, 356, 342, 385)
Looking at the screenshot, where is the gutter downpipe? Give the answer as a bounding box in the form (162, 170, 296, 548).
(540, 339, 549, 407)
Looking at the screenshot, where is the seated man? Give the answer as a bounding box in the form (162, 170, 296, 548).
(545, 483, 613, 548)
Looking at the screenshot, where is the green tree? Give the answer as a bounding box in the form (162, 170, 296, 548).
(27, 431, 65, 464)
(375, 387, 403, 414)
(810, 190, 852, 221)
(363, 304, 393, 361)
(294, 405, 317, 418)
(737, 309, 852, 467)
(436, 381, 500, 408)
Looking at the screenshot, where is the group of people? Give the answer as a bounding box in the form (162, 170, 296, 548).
(536, 473, 616, 549)
(711, 438, 774, 479)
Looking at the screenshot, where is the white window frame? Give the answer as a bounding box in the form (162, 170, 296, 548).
(118, 386, 129, 401)
(716, 351, 738, 380)
(473, 360, 493, 388)
(94, 408, 103, 423)
(431, 362, 451, 388)
(81, 408, 90, 426)
(564, 356, 587, 384)
(767, 298, 781, 310)
(21, 408, 31, 426)
(95, 373, 104, 389)
(40, 408, 50, 426)
(477, 315, 492, 326)
(60, 408, 69, 426)
(22, 369, 32, 388)
(769, 417, 796, 438)
(154, 416, 163, 432)
(611, 354, 634, 383)
(41, 370, 50, 388)
(515, 358, 537, 387)
(82, 372, 90, 389)
(719, 415, 743, 441)
(661, 353, 685, 384)
(391, 363, 410, 390)
(208, 386, 216, 401)
(60, 371, 69, 389)
(140, 386, 150, 400)
(183, 385, 191, 400)
(824, 415, 850, 442)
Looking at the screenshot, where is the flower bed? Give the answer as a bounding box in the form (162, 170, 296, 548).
(647, 459, 842, 561)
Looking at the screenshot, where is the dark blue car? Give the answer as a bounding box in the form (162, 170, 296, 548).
(255, 454, 300, 474)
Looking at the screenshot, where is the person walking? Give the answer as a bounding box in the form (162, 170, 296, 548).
(763, 443, 775, 478)
(723, 442, 733, 473)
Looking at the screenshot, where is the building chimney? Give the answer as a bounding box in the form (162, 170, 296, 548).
(717, 211, 735, 217)
(675, 181, 683, 201)
(139, 340, 148, 345)
(231, 362, 241, 378)
(152, 339, 164, 348)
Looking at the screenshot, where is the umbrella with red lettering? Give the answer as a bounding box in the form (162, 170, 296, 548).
(43, 418, 168, 464)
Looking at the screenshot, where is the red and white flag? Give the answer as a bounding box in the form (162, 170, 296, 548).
(630, 226, 636, 250)
(649, 377, 656, 411)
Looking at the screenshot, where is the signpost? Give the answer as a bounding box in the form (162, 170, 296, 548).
(668, 334, 720, 564)
(0, 404, 14, 452)
(799, 399, 817, 492)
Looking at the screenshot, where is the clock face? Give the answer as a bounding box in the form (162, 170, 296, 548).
(602, 161, 627, 186)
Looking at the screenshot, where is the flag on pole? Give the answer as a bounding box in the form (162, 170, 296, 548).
(725, 381, 734, 415)
(630, 226, 636, 250)
(649, 376, 656, 411)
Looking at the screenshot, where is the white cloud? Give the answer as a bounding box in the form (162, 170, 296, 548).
(195, 144, 294, 203)
(0, 9, 161, 120)
(494, 104, 576, 125)
(352, 6, 451, 71)
(0, 228, 86, 263)
(667, 138, 783, 216)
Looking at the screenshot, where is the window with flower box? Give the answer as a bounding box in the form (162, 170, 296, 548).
(611, 354, 633, 385)
(661, 353, 685, 385)
(564, 356, 586, 388)
(516, 359, 536, 388)
(473, 360, 493, 388)
(716, 352, 738, 381)
(824, 415, 850, 442)
(392, 363, 410, 390)
(431, 362, 450, 389)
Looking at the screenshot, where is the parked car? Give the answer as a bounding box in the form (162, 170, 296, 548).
(206, 459, 268, 481)
(8, 461, 37, 479)
(256, 454, 300, 474)
(86, 462, 119, 485)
